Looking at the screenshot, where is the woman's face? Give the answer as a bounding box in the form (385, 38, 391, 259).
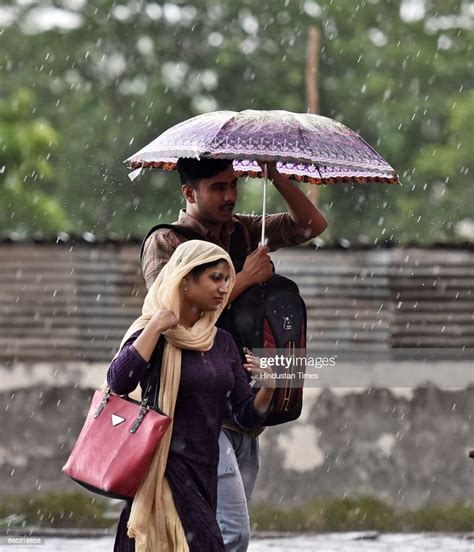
(184, 261, 232, 312)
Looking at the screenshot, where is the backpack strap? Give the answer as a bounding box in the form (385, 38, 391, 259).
(140, 222, 249, 273)
(227, 223, 248, 273)
(139, 223, 203, 272)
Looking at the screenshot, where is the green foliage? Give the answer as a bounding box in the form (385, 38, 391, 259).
(0, 492, 112, 529)
(321, 496, 397, 532)
(250, 496, 396, 532)
(0, 0, 472, 242)
(250, 502, 321, 532)
(1, 492, 473, 532)
(0, 89, 70, 234)
(250, 496, 474, 532)
(400, 502, 474, 532)
(407, 91, 474, 243)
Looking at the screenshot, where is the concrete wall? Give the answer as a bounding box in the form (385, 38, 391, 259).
(256, 386, 474, 509)
(1, 244, 473, 508)
(1, 372, 472, 508)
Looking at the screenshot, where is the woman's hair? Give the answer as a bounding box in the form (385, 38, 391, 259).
(187, 258, 229, 280)
(177, 158, 233, 188)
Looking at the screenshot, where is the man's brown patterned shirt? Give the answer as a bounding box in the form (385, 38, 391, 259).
(142, 209, 309, 289)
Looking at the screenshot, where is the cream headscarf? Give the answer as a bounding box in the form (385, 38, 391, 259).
(104, 240, 235, 552)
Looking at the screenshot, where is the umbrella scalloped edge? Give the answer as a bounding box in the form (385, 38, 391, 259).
(129, 160, 399, 185)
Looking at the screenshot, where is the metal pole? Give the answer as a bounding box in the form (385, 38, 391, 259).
(306, 26, 321, 207)
(261, 163, 268, 246)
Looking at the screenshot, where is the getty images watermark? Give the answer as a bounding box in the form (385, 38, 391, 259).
(250, 348, 474, 388)
(258, 352, 336, 382)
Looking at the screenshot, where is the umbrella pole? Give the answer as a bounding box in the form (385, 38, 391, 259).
(261, 163, 267, 246)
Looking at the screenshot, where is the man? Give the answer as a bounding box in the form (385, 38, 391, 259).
(142, 157, 327, 551)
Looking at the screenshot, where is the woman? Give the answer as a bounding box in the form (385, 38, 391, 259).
(106, 240, 275, 552)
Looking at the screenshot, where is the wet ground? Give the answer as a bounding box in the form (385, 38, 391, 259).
(2, 533, 474, 551)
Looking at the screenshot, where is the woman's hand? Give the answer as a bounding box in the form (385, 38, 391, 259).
(244, 349, 276, 415)
(150, 308, 179, 334)
(133, 309, 178, 362)
(243, 351, 276, 390)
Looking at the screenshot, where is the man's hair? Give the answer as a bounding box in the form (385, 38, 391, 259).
(177, 158, 233, 188)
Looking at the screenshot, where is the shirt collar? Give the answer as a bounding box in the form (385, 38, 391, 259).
(178, 209, 238, 238)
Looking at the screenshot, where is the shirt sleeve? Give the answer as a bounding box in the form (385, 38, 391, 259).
(236, 212, 309, 252)
(106, 330, 151, 395)
(224, 332, 271, 429)
(142, 229, 187, 290)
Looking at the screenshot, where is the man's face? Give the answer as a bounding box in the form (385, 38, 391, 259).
(183, 164, 238, 225)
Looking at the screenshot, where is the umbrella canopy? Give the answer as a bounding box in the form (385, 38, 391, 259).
(126, 109, 399, 185)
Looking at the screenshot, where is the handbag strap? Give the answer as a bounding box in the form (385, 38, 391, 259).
(142, 335, 166, 412)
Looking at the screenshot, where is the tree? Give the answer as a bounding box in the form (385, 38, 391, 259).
(405, 91, 474, 243)
(0, 89, 70, 234)
(0, 0, 472, 242)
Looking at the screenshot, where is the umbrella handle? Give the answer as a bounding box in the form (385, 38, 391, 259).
(261, 163, 267, 246)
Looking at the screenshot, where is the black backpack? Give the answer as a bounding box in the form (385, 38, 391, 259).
(140, 223, 307, 426)
(230, 274, 307, 426)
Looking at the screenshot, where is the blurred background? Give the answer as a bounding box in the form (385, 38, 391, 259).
(0, 0, 472, 244)
(1, 0, 473, 548)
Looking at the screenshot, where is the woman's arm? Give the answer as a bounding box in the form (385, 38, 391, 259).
(107, 331, 150, 395)
(132, 308, 178, 361)
(242, 353, 275, 415)
(107, 309, 178, 395)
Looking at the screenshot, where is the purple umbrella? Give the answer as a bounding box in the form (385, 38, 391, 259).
(126, 109, 398, 243)
(127, 109, 398, 185)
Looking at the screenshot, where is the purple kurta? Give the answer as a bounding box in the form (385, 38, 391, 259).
(107, 328, 267, 552)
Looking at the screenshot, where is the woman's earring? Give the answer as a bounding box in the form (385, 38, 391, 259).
(183, 286, 188, 292)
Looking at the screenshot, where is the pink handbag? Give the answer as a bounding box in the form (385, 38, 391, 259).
(63, 339, 171, 499)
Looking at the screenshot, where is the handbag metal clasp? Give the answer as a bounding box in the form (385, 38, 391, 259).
(130, 406, 148, 433)
(94, 388, 111, 418)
